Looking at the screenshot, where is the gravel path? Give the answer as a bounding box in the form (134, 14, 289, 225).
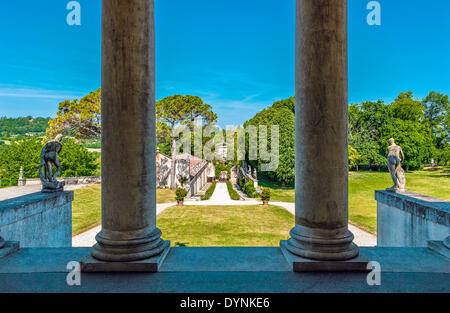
(209, 182, 231, 202)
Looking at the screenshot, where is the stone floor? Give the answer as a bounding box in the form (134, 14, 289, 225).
(0, 246, 448, 292)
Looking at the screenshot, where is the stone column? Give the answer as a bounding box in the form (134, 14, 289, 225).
(90, 0, 168, 263)
(282, 0, 359, 262)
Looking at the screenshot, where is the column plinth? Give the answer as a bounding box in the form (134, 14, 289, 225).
(286, 225, 358, 261)
(282, 0, 362, 267)
(85, 0, 169, 266)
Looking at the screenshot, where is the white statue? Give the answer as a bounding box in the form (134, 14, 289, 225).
(386, 138, 406, 192)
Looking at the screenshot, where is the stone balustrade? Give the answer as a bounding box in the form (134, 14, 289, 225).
(0, 191, 73, 248)
(376, 190, 449, 247)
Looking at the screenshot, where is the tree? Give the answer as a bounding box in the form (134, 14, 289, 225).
(381, 119, 432, 170)
(382, 92, 433, 170)
(0, 137, 42, 185)
(58, 139, 99, 177)
(422, 91, 449, 149)
(245, 103, 295, 186)
(156, 95, 217, 189)
(156, 121, 172, 155)
(0, 117, 50, 137)
(47, 89, 101, 142)
(348, 100, 391, 169)
(349, 145, 361, 170)
(390, 91, 424, 122)
(0, 137, 99, 186)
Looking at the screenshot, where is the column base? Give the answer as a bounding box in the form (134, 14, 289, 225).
(90, 227, 168, 262)
(81, 240, 170, 272)
(0, 241, 20, 259)
(280, 240, 369, 272)
(284, 224, 360, 261)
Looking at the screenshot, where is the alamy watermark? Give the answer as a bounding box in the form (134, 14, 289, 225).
(367, 1, 381, 26)
(65, 1, 381, 27)
(66, 261, 81, 286)
(366, 261, 381, 286)
(66, 1, 81, 26)
(171, 118, 279, 171)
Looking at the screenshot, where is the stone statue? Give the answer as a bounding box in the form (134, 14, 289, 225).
(18, 166, 26, 186)
(39, 134, 65, 193)
(386, 138, 406, 192)
(253, 168, 257, 179)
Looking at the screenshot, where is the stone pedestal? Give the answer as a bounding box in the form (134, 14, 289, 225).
(82, 241, 171, 272)
(85, 0, 169, 269)
(281, 241, 368, 272)
(282, 0, 362, 268)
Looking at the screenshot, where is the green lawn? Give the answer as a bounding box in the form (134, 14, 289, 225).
(258, 178, 294, 202)
(158, 205, 294, 246)
(259, 168, 449, 235)
(72, 168, 448, 238)
(72, 184, 175, 236)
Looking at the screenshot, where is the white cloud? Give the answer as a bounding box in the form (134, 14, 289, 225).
(0, 87, 84, 100)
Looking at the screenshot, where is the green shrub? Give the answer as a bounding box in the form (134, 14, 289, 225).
(201, 181, 217, 200)
(179, 176, 188, 187)
(175, 188, 188, 202)
(215, 163, 232, 179)
(226, 181, 240, 200)
(244, 181, 258, 198)
(261, 188, 271, 201)
(238, 178, 245, 190)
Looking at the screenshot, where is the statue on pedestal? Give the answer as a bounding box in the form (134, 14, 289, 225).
(386, 138, 406, 192)
(39, 134, 65, 193)
(18, 166, 26, 186)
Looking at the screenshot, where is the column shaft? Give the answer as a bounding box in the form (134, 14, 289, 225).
(285, 0, 358, 260)
(91, 0, 166, 262)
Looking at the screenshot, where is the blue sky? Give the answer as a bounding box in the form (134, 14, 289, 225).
(0, 0, 449, 127)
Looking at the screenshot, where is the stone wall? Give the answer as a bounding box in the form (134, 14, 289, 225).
(0, 191, 73, 248)
(376, 190, 449, 247)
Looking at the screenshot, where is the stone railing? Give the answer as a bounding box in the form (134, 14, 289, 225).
(238, 166, 258, 188)
(376, 190, 449, 247)
(19, 176, 101, 186)
(0, 191, 73, 248)
(188, 161, 209, 197)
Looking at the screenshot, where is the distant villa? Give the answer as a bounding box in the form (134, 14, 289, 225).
(215, 141, 227, 162)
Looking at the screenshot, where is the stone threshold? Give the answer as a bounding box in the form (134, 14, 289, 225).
(0, 246, 448, 293)
(0, 246, 448, 274)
